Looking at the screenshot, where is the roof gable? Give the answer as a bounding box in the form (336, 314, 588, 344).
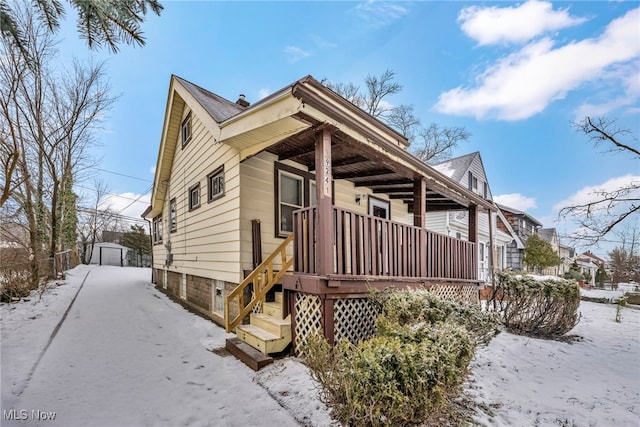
(174, 76, 246, 123)
(433, 152, 478, 183)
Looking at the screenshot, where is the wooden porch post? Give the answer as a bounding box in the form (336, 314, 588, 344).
(412, 177, 426, 228)
(316, 128, 333, 276)
(323, 297, 335, 345)
(413, 178, 427, 276)
(468, 204, 478, 243)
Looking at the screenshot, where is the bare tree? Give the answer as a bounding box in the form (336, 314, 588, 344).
(1, 4, 114, 283)
(0, 0, 160, 207)
(559, 116, 639, 244)
(386, 104, 421, 142)
(77, 179, 116, 264)
(608, 225, 640, 286)
(324, 70, 469, 163)
(412, 123, 471, 164)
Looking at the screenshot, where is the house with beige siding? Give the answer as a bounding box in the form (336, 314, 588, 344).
(144, 75, 496, 365)
(428, 152, 514, 283)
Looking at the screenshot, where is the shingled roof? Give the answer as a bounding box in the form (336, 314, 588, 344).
(432, 152, 479, 183)
(174, 75, 247, 123)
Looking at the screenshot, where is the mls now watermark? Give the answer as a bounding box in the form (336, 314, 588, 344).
(3, 409, 57, 421)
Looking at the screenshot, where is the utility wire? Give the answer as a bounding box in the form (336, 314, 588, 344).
(114, 185, 153, 215)
(95, 168, 153, 183)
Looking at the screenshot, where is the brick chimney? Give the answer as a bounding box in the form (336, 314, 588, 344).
(236, 94, 250, 108)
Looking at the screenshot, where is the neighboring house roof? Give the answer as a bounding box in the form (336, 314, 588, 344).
(579, 251, 606, 265)
(432, 152, 478, 183)
(497, 203, 543, 227)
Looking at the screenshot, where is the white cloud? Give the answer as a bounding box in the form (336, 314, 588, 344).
(574, 60, 640, 118)
(354, 0, 409, 29)
(284, 46, 311, 63)
(149, 166, 156, 174)
(458, 0, 586, 46)
(552, 175, 640, 213)
(258, 88, 271, 100)
(494, 193, 537, 211)
(101, 192, 151, 221)
(310, 35, 337, 50)
(435, 7, 640, 121)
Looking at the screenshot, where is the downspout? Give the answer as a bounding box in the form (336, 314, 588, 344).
(145, 217, 154, 282)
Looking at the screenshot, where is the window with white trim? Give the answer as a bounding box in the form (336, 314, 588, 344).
(279, 171, 303, 234)
(274, 163, 318, 238)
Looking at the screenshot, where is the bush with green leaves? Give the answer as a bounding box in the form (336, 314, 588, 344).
(496, 270, 580, 338)
(303, 288, 501, 426)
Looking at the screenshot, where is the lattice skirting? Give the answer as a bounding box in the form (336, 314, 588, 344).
(293, 283, 478, 355)
(426, 283, 479, 305)
(294, 293, 323, 357)
(334, 298, 380, 344)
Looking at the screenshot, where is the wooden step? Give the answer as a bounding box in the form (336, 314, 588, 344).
(274, 291, 283, 303)
(262, 301, 283, 319)
(250, 313, 291, 337)
(225, 337, 273, 371)
(236, 324, 291, 354)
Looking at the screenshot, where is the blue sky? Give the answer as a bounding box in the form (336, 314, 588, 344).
(54, 0, 639, 256)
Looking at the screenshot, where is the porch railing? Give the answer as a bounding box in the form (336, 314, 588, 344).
(293, 206, 477, 281)
(224, 234, 294, 333)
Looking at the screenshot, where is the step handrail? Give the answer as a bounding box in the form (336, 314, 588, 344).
(224, 234, 294, 333)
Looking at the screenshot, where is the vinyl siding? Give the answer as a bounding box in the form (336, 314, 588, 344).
(152, 106, 242, 284)
(238, 151, 411, 274)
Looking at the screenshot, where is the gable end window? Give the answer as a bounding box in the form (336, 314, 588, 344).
(468, 171, 478, 193)
(207, 166, 225, 202)
(169, 198, 177, 232)
(181, 112, 192, 148)
(188, 183, 201, 211)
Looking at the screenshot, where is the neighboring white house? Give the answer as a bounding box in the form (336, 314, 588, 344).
(89, 242, 129, 266)
(426, 152, 514, 283)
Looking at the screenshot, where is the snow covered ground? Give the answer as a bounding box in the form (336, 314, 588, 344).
(2, 266, 638, 426)
(1, 266, 301, 427)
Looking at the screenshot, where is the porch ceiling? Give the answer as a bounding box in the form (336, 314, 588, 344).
(265, 120, 468, 212)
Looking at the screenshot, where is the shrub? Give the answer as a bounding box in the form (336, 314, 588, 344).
(496, 270, 580, 338)
(372, 288, 500, 346)
(303, 289, 501, 426)
(0, 270, 33, 302)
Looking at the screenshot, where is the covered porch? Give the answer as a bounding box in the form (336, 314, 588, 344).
(225, 76, 496, 352)
(268, 121, 495, 346)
